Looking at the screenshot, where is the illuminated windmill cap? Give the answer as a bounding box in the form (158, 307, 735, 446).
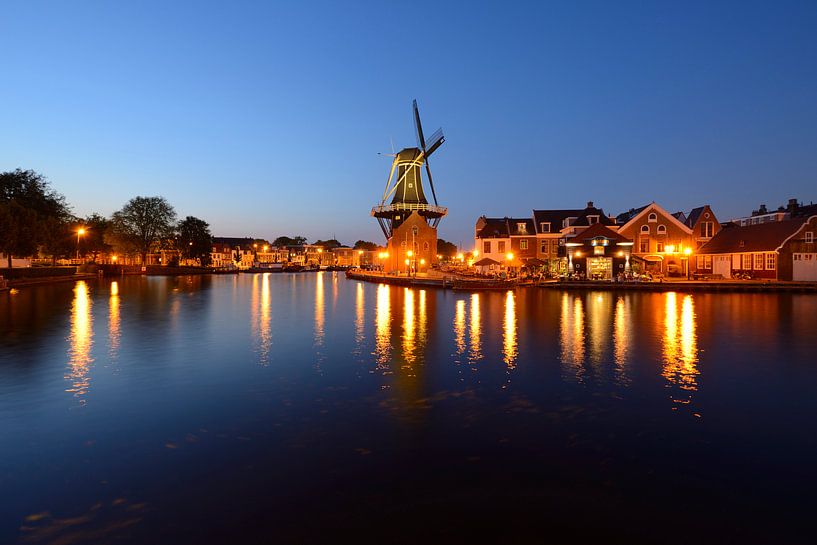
(372, 100, 448, 239)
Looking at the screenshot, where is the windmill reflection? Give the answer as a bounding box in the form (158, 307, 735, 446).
(67, 281, 93, 402)
(662, 293, 699, 394)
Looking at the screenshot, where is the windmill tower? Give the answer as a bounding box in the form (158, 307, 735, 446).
(372, 100, 448, 274)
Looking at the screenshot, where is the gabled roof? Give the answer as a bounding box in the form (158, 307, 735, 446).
(672, 211, 687, 224)
(616, 205, 648, 225)
(685, 206, 707, 228)
(618, 202, 693, 234)
(476, 218, 510, 238)
(575, 223, 632, 244)
(474, 257, 500, 266)
(698, 218, 807, 254)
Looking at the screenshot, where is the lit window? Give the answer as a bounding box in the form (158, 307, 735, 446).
(766, 253, 776, 270)
(540, 240, 548, 253)
(639, 237, 649, 253)
(517, 223, 527, 233)
(742, 254, 752, 270)
(754, 253, 763, 270)
(498, 241, 506, 253)
(648, 213, 657, 222)
(657, 242, 664, 253)
(552, 240, 560, 253)
(657, 225, 667, 234)
(520, 240, 528, 250)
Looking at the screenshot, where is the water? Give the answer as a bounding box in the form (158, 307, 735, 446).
(1, 273, 816, 544)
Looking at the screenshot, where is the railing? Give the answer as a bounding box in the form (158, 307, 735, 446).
(371, 203, 448, 216)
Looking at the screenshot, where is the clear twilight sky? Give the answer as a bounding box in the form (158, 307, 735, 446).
(2, 1, 816, 247)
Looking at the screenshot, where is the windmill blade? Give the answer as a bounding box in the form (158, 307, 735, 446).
(424, 160, 439, 206)
(424, 128, 445, 157)
(413, 99, 426, 151)
(381, 158, 398, 203)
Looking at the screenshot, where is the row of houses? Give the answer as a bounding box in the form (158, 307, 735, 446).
(474, 199, 817, 281)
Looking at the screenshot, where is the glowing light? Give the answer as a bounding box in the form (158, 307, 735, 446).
(684, 247, 692, 255)
(469, 293, 482, 362)
(375, 284, 391, 367)
(666, 244, 675, 254)
(358, 250, 364, 255)
(407, 250, 413, 257)
(559, 293, 585, 380)
(77, 228, 86, 236)
(67, 281, 93, 402)
(403, 288, 415, 364)
(419, 259, 426, 265)
(111, 255, 118, 262)
(454, 299, 466, 356)
(506, 252, 514, 261)
(404, 259, 410, 265)
(617, 251, 623, 257)
(263, 245, 269, 252)
(109, 281, 120, 357)
(575, 251, 582, 258)
(457, 253, 464, 261)
(473, 250, 479, 257)
(503, 290, 517, 369)
(662, 293, 699, 393)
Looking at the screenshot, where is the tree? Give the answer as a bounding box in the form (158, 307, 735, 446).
(353, 240, 378, 251)
(437, 238, 458, 258)
(81, 214, 112, 262)
(178, 216, 213, 266)
(40, 216, 77, 265)
(109, 196, 177, 265)
(272, 235, 307, 247)
(313, 238, 342, 249)
(0, 169, 70, 267)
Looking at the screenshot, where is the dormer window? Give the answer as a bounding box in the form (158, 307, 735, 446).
(648, 213, 658, 222)
(563, 217, 577, 229)
(588, 215, 599, 225)
(517, 222, 527, 233)
(657, 224, 667, 234)
(640, 225, 650, 234)
(540, 222, 551, 233)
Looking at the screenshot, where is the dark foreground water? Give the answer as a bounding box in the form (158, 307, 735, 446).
(1, 273, 816, 544)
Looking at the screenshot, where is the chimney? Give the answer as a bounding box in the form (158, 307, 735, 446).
(587, 201, 594, 208)
(788, 198, 799, 214)
(758, 204, 768, 215)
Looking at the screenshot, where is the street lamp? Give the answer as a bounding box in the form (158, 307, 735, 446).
(76, 227, 86, 260)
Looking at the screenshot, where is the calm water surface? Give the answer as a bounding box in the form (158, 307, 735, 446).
(2, 273, 816, 544)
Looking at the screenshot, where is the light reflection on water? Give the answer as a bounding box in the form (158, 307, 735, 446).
(469, 293, 482, 363)
(662, 292, 699, 402)
(453, 299, 466, 358)
(66, 281, 93, 402)
(503, 290, 517, 369)
(108, 281, 120, 359)
(560, 293, 586, 381)
(374, 283, 391, 369)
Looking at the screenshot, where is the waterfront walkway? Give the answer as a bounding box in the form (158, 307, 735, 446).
(347, 269, 817, 293)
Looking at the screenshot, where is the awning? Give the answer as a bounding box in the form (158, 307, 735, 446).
(642, 255, 664, 262)
(473, 257, 500, 267)
(523, 257, 546, 266)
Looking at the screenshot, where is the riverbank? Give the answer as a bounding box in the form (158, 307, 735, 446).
(346, 269, 817, 293)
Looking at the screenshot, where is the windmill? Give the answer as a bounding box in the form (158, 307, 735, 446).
(371, 100, 448, 239)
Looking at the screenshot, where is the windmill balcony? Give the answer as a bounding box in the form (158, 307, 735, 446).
(371, 203, 448, 217)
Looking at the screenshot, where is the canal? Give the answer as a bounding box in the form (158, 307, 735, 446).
(1, 273, 816, 543)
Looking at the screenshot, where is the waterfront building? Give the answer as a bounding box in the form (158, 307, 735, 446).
(698, 215, 817, 280)
(371, 101, 447, 274)
(731, 198, 817, 226)
(616, 202, 696, 277)
(684, 205, 722, 249)
(533, 202, 616, 272)
(331, 247, 361, 267)
(564, 223, 633, 280)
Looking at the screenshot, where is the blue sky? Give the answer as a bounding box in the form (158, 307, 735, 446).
(2, 0, 816, 247)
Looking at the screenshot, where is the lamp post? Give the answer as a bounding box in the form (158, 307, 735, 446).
(683, 247, 692, 280)
(76, 227, 86, 261)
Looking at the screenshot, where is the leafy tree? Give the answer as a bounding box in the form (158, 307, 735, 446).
(81, 214, 112, 262)
(353, 240, 378, 251)
(178, 216, 213, 266)
(40, 216, 77, 265)
(272, 235, 307, 247)
(0, 169, 70, 267)
(109, 196, 177, 265)
(437, 238, 458, 258)
(313, 238, 342, 249)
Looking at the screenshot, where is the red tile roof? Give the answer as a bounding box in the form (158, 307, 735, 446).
(698, 219, 806, 254)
